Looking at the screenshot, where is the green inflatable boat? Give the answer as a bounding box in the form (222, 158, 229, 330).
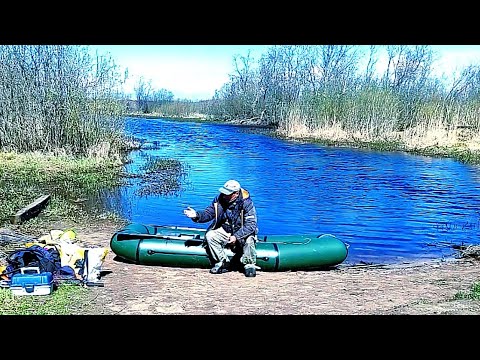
(110, 223, 349, 271)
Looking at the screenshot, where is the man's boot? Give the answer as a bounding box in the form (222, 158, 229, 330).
(210, 260, 230, 274)
(244, 264, 256, 277)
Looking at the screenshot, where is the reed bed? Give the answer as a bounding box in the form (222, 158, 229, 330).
(202, 45, 480, 161)
(0, 45, 129, 159)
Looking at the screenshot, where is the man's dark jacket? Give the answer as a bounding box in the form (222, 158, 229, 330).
(192, 188, 258, 245)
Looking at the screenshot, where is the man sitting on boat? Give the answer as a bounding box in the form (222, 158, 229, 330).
(183, 179, 258, 277)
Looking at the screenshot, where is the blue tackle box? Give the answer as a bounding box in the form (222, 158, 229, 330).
(10, 267, 54, 296)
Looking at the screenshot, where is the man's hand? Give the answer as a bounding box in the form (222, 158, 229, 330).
(227, 235, 236, 244)
(183, 206, 197, 218)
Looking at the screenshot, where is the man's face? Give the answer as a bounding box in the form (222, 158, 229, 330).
(224, 191, 239, 203)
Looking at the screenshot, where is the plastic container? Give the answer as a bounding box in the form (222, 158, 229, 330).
(10, 267, 54, 296)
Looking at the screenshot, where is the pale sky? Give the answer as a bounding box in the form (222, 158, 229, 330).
(89, 45, 271, 100)
(89, 45, 480, 101)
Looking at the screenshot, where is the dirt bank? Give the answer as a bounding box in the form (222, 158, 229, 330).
(71, 222, 480, 315)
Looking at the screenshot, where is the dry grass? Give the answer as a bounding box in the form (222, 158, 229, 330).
(280, 117, 480, 153)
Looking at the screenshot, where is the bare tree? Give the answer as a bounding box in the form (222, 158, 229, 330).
(134, 76, 153, 113)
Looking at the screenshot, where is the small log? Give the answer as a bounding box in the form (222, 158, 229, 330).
(10, 194, 51, 225)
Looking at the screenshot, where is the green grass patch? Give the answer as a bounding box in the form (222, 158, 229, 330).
(0, 283, 91, 315)
(0, 151, 126, 233)
(453, 282, 480, 301)
(405, 146, 480, 165)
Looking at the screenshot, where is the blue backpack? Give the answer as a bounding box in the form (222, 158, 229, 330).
(5, 245, 61, 278)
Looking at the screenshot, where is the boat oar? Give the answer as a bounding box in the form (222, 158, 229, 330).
(115, 233, 204, 242)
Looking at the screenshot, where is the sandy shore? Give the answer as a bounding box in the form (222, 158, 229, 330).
(75, 222, 480, 315)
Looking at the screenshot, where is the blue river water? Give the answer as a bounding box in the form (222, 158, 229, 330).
(103, 117, 480, 265)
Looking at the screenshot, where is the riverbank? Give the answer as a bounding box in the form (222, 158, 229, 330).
(3, 191, 480, 315)
(74, 220, 480, 315)
(277, 125, 480, 165)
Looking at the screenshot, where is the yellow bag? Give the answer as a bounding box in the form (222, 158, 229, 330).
(38, 229, 77, 245)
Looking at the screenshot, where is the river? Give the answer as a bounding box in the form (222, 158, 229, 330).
(103, 116, 480, 265)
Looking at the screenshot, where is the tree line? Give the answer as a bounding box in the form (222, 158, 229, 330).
(142, 45, 480, 151)
(1, 45, 479, 158)
(208, 45, 480, 145)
